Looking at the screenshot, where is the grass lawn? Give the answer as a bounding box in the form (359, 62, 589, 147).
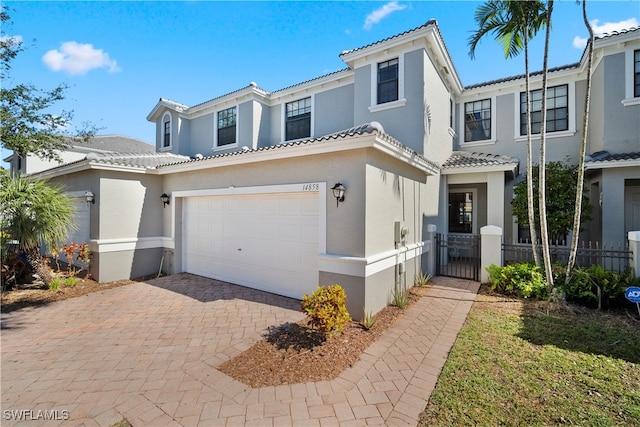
(419, 289, 640, 426)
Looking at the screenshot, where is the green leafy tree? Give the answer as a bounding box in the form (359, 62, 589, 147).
(1, 7, 90, 285)
(1, 6, 93, 164)
(512, 162, 592, 242)
(469, 0, 548, 267)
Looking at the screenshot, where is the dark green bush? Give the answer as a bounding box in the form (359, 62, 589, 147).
(486, 263, 549, 300)
(556, 265, 639, 310)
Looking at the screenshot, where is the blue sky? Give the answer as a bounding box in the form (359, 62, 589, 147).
(2, 0, 639, 163)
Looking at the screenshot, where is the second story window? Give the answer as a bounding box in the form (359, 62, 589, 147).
(634, 49, 640, 98)
(377, 59, 399, 104)
(162, 113, 172, 148)
(464, 99, 491, 142)
(520, 84, 568, 135)
(217, 107, 236, 146)
(286, 97, 311, 141)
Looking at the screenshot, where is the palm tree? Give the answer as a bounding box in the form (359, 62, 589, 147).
(566, 0, 595, 284)
(538, 0, 555, 289)
(0, 170, 76, 284)
(469, 0, 548, 267)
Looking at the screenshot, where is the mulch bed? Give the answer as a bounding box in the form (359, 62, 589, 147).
(217, 285, 430, 387)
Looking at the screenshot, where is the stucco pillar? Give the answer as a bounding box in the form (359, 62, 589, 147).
(487, 171, 505, 227)
(426, 224, 437, 277)
(629, 231, 640, 279)
(481, 225, 503, 283)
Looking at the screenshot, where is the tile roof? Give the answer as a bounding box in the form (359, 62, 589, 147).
(72, 135, 155, 153)
(84, 152, 191, 168)
(595, 26, 639, 40)
(339, 20, 438, 57)
(442, 151, 520, 170)
(465, 26, 639, 90)
(158, 122, 440, 172)
(190, 82, 270, 110)
(585, 151, 640, 163)
(465, 63, 580, 90)
(272, 68, 351, 94)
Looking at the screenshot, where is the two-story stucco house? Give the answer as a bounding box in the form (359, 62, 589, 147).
(30, 21, 640, 318)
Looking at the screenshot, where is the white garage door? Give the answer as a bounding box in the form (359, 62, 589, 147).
(183, 192, 319, 299)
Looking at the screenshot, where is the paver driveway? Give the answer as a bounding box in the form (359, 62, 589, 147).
(1, 274, 479, 426)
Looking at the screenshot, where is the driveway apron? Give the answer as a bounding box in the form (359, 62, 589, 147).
(1, 274, 479, 426)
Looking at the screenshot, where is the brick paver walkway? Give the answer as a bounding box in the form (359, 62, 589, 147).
(1, 274, 479, 426)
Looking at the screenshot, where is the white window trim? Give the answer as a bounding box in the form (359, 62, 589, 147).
(513, 81, 576, 142)
(281, 95, 315, 143)
(459, 96, 497, 146)
(160, 111, 173, 151)
(369, 55, 406, 112)
(213, 105, 239, 150)
(622, 49, 640, 106)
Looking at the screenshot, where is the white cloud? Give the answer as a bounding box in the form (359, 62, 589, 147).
(42, 41, 120, 75)
(363, 1, 407, 30)
(573, 17, 640, 49)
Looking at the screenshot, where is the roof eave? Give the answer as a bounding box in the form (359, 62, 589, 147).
(585, 159, 640, 170)
(441, 163, 519, 175)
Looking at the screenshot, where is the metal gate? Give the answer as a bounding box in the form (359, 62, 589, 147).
(435, 233, 480, 281)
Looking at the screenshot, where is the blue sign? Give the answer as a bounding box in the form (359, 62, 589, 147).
(625, 287, 640, 303)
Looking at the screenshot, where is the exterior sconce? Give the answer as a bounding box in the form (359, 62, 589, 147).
(84, 190, 95, 205)
(331, 183, 346, 207)
(160, 193, 170, 208)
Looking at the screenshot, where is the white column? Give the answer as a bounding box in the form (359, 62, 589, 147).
(426, 224, 437, 277)
(629, 231, 640, 279)
(481, 225, 503, 283)
(487, 171, 505, 227)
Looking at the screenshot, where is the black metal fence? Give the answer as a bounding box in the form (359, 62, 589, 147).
(503, 241, 633, 273)
(436, 233, 480, 281)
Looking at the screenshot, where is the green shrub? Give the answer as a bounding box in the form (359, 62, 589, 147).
(64, 276, 77, 287)
(361, 309, 377, 331)
(301, 284, 351, 335)
(49, 277, 62, 291)
(392, 283, 409, 308)
(556, 265, 639, 310)
(486, 263, 548, 300)
(415, 271, 432, 287)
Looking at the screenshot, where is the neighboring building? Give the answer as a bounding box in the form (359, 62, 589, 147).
(29, 21, 639, 317)
(3, 135, 155, 176)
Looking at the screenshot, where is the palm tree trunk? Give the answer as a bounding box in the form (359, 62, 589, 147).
(566, 0, 594, 284)
(539, 0, 555, 289)
(524, 29, 541, 267)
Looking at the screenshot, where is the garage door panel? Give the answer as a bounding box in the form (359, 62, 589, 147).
(183, 191, 319, 299)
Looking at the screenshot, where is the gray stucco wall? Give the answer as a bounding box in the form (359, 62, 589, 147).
(98, 171, 163, 240)
(96, 247, 163, 283)
(255, 100, 271, 148)
(353, 49, 430, 155)
(600, 167, 640, 245)
(189, 114, 214, 156)
(314, 84, 355, 137)
(602, 53, 640, 153)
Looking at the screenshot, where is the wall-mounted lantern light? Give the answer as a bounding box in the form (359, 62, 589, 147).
(161, 193, 170, 208)
(331, 183, 346, 207)
(84, 190, 95, 205)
